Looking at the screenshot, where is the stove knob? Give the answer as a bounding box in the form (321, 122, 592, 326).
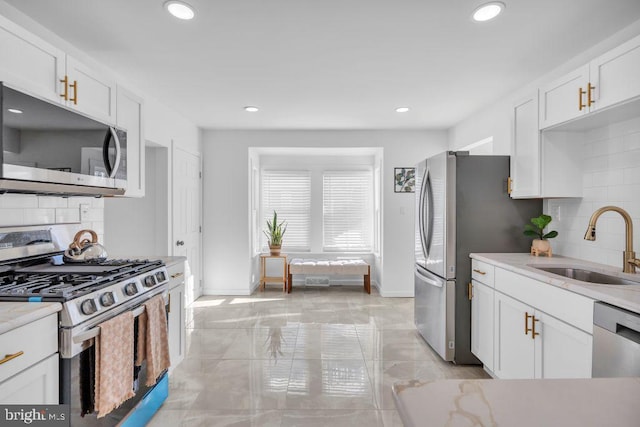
(143, 275, 156, 288)
(80, 299, 98, 315)
(123, 282, 138, 296)
(100, 292, 115, 307)
(155, 271, 167, 282)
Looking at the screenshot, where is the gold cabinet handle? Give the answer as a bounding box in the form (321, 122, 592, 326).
(170, 272, 184, 279)
(473, 269, 486, 275)
(507, 177, 512, 195)
(69, 80, 78, 105)
(531, 316, 540, 339)
(0, 351, 24, 365)
(525, 312, 533, 336)
(578, 86, 586, 111)
(468, 282, 473, 300)
(587, 82, 595, 106)
(59, 75, 69, 101)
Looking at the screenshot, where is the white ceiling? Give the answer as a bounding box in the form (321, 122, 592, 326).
(5, 0, 640, 130)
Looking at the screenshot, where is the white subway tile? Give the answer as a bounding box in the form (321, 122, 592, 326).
(55, 208, 80, 223)
(623, 132, 640, 151)
(82, 208, 104, 222)
(0, 194, 38, 209)
(623, 167, 640, 184)
(38, 196, 68, 208)
(0, 209, 26, 226)
(67, 197, 93, 208)
(22, 209, 55, 225)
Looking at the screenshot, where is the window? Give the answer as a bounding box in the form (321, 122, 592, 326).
(323, 170, 373, 252)
(261, 170, 311, 251)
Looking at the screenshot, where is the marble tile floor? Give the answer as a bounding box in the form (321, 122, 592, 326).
(149, 285, 489, 427)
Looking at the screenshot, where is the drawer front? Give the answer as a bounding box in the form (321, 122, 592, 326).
(495, 268, 594, 333)
(0, 314, 57, 383)
(471, 259, 495, 287)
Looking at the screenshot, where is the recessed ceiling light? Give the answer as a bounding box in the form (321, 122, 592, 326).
(244, 106, 259, 112)
(472, 2, 505, 22)
(7, 108, 23, 114)
(395, 107, 410, 113)
(164, 1, 195, 20)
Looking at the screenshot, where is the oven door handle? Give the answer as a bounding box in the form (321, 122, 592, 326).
(72, 304, 146, 344)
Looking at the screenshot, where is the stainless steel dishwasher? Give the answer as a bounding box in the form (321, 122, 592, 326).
(592, 302, 640, 377)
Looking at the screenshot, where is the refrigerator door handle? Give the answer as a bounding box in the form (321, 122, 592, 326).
(419, 169, 434, 259)
(415, 267, 443, 288)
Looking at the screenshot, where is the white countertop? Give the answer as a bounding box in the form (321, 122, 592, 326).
(393, 377, 640, 427)
(0, 302, 61, 335)
(470, 253, 640, 314)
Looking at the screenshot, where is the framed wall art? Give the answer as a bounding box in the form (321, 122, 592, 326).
(394, 167, 415, 193)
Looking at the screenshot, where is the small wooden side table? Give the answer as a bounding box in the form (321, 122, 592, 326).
(260, 254, 288, 292)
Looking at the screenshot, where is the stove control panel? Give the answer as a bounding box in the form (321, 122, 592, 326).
(61, 266, 170, 327)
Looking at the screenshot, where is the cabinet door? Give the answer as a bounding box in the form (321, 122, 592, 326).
(471, 280, 494, 372)
(590, 34, 640, 112)
(0, 353, 58, 404)
(494, 292, 534, 379)
(539, 64, 589, 129)
(168, 282, 186, 372)
(534, 311, 592, 379)
(66, 55, 116, 124)
(117, 86, 145, 197)
(0, 15, 65, 104)
(510, 92, 540, 198)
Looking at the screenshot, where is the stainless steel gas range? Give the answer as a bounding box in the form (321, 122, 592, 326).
(0, 224, 170, 426)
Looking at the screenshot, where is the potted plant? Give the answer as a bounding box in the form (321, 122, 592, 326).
(264, 210, 287, 256)
(524, 214, 558, 256)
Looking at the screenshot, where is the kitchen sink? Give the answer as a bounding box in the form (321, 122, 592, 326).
(531, 266, 640, 286)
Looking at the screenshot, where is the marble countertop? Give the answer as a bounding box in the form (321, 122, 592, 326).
(0, 302, 61, 335)
(393, 377, 640, 427)
(470, 253, 640, 314)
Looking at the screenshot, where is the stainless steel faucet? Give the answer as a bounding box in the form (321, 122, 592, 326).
(584, 206, 640, 274)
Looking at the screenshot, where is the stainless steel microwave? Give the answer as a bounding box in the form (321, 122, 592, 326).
(0, 83, 126, 196)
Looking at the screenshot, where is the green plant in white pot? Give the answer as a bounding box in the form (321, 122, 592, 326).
(264, 211, 287, 255)
(524, 214, 558, 256)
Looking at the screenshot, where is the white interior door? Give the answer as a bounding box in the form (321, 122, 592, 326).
(173, 147, 202, 305)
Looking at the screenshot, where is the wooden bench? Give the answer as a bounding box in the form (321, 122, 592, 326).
(287, 258, 371, 294)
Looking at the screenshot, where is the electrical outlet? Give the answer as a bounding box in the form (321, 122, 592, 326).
(79, 203, 90, 221)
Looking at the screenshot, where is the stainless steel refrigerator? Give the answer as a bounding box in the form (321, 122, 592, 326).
(414, 151, 541, 364)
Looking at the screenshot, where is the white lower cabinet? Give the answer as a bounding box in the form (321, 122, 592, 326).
(535, 311, 592, 379)
(0, 312, 59, 404)
(493, 290, 592, 379)
(471, 260, 594, 379)
(0, 353, 58, 404)
(471, 280, 495, 372)
(494, 291, 535, 378)
(168, 281, 186, 371)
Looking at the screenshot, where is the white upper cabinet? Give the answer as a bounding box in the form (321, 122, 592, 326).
(510, 92, 541, 198)
(65, 55, 117, 124)
(0, 14, 65, 103)
(589, 34, 640, 112)
(0, 15, 116, 125)
(117, 86, 145, 197)
(510, 91, 582, 199)
(539, 64, 590, 129)
(539, 34, 640, 130)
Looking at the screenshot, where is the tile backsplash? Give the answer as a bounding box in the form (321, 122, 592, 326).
(546, 115, 640, 268)
(0, 194, 104, 241)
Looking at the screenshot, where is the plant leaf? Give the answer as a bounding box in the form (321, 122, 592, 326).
(542, 230, 558, 239)
(523, 230, 540, 237)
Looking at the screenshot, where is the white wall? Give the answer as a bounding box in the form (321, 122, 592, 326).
(202, 130, 448, 296)
(104, 146, 169, 257)
(545, 116, 640, 267)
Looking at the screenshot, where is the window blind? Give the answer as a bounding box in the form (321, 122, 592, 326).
(323, 170, 373, 252)
(261, 170, 311, 251)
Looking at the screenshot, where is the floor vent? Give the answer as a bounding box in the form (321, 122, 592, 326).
(305, 276, 330, 285)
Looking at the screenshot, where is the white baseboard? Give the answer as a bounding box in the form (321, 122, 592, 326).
(379, 289, 414, 297)
(202, 287, 253, 296)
